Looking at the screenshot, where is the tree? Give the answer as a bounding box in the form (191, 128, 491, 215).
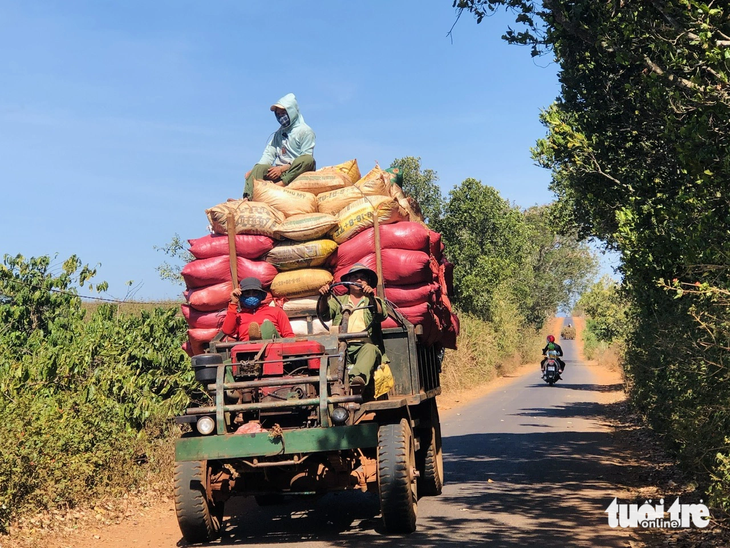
(456, 0, 730, 508)
(154, 233, 194, 286)
(389, 157, 443, 227)
(516, 205, 598, 327)
(439, 178, 529, 319)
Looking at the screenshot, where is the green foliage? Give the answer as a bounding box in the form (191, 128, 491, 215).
(389, 157, 443, 226)
(438, 179, 597, 328)
(457, 0, 730, 507)
(576, 276, 628, 344)
(0, 254, 195, 532)
(154, 233, 194, 286)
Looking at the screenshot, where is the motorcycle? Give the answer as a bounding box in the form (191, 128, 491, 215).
(542, 349, 561, 385)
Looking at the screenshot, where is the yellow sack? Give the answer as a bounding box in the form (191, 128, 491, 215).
(270, 269, 333, 298)
(374, 362, 394, 399)
(274, 212, 339, 241)
(265, 239, 338, 271)
(205, 200, 284, 237)
(287, 168, 352, 195)
(334, 159, 361, 184)
(253, 180, 317, 217)
(356, 166, 398, 196)
(330, 196, 408, 244)
(316, 186, 365, 216)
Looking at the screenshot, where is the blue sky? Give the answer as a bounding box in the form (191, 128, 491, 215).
(0, 1, 617, 301)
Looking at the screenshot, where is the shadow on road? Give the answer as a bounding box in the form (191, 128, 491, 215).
(183, 401, 633, 548)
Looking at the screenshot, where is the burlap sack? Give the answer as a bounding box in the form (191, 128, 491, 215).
(330, 196, 408, 244)
(265, 239, 338, 271)
(252, 180, 317, 217)
(270, 269, 333, 298)
(205, 200, 284, 237)
(274, 212, 338, 241)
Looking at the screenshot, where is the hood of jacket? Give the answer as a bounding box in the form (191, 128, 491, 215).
(272, 93, 304, 130)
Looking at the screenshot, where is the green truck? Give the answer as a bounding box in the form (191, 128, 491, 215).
(173, 287, 444, 542)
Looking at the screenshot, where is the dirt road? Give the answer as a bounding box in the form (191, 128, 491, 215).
(24, 317, 645, 548)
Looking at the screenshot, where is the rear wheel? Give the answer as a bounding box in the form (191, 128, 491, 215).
(378, 418, 418, 534)
(174, 460, 224, 543)
(418, 403, 443, 496)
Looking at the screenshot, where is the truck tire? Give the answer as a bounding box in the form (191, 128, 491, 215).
(418, 422, 444, 496)
(378, 418, 418, 534)
(174, 460, 224, 543)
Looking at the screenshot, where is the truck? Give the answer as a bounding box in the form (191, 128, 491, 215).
(173, 282, 445, 542)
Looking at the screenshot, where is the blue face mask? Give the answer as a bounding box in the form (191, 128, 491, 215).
(276, 112, 290, 128)
(241, 296, 262, 309)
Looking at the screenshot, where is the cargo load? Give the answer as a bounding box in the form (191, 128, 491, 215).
(181, 160, 459, 353)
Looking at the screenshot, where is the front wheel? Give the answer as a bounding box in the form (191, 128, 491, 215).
(174, 460, 224, 543)
(378, 418, 418, 534)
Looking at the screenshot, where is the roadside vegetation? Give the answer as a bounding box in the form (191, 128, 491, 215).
(457, 0, 730, 517)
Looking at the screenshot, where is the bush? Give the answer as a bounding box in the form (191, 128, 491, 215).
(0, 254, 195, 532)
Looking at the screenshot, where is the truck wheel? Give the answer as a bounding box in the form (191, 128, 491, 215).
(418, 422, 444, 496)
(174, 460, 224, 543)
(378, 418, 418, 534)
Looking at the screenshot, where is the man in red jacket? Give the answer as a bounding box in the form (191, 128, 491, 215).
(222, 277, 294, 341)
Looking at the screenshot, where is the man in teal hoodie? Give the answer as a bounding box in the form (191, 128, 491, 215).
(243, 93, 316, 198)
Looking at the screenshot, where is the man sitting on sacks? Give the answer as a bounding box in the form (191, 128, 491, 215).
(318, 264, 391, 394)
(243, 93, 316, 199)
(222, 277, 294, 341)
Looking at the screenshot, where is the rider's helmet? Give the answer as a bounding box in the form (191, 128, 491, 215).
(547, 335, 555, 343)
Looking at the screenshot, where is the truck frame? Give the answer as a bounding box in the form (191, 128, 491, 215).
(173, 304, 444, 542)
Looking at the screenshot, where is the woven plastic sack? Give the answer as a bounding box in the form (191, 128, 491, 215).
(253, 180, 317, 217)
(330, 196, 408, 244)
(188, 233, 274, 260)
(334, 222, 431, 272)
(206, 200, 284, 237)
(384, 282, 440, 308)
(274, 212, 338, 241)
(265, 239, 337, 271)
(334, 249, 432, 286)
(181, 305, 227, 330)
(270, 269, 333, 298)
(287, 168, 352, 196)
(182, 255, 278, 289)
(280, 295, 320, 316)
(316, 186, 365, 216)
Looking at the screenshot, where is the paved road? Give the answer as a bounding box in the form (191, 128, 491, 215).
(195, 319, 637, 547)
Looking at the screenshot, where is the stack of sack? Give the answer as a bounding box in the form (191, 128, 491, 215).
(180, 159, 459, 355)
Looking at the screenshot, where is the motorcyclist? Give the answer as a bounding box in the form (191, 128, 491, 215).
(541, 335, 565, 376)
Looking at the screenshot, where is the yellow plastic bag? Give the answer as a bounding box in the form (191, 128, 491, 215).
(374, 363, 394, 399)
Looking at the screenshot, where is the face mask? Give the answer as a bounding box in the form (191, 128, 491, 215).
(241, 296, 262, 309)
(276, 112, 290, 127)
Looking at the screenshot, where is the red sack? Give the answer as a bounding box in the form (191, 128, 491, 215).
(441, 259, 454, 297)
(182, 255, 278, 289)
(429, 230, 444, 262)
(384, 282, 440, 308)
(440, 312, 460, 350)
(188, 234, 274, 260)
(184, 281, 233, 312)
(181, 304, 227, 329)
(334, 222, 431, 272)
(382, 302, 432, 328)
(187, 328, 221, 356)
(334, 249, 433, 286)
